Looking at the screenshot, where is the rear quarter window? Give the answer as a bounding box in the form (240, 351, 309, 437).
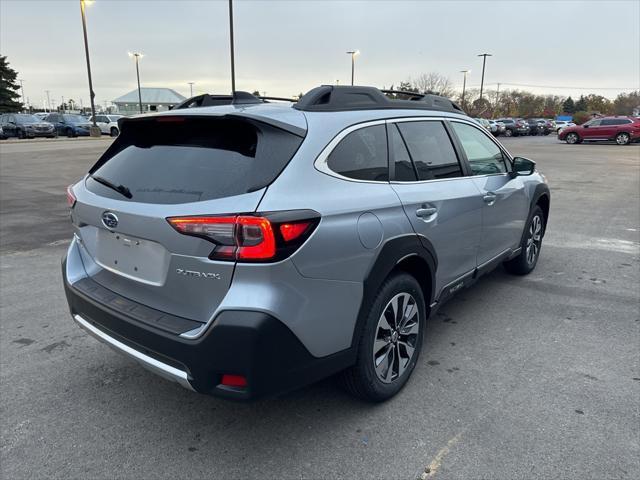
(86, 117, 303, 204)
(326, 124, 388, 181)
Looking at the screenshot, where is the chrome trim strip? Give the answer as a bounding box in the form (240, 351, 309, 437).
(73, 314, 195, 391)
(477, 248, 511, 270)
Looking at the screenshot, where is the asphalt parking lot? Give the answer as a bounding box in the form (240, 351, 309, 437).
(1, 135, 639, 479)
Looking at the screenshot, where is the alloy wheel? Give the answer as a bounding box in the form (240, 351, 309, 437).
(526, 214, 543, 265)
(616, 133, 630, 145)
(372, 292, 420, 384)
(566, 133, 578, 144)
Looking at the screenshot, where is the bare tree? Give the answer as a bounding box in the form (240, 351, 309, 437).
(412, 72, 455, 98)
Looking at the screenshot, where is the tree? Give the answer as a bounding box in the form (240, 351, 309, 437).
(583, 94, 612, 114)
(612, 91, 640, 115)
(412, 72, 455, 98)
(0, 55, 23, 112)
(574, 95, 587, 112)
(562, 96, 575, 114)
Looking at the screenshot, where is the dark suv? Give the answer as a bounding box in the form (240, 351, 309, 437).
(0, 113, 57, 138)
(526, 119, 552, 136)
(559, 116, 640, 145)
(496, 118, 529, 137)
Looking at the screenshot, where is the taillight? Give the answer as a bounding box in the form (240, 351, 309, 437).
(66, 184, 77, 208)
(167, 211, 319, 262)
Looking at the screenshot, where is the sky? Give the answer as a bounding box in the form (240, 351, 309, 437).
(1, 0, 639, 110)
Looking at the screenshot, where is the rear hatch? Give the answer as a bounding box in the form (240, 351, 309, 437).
(71, 114, 304, 324)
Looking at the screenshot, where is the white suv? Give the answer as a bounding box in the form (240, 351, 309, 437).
(90, 115, 123, 136)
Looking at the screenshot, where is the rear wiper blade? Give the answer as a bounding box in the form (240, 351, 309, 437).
(89, 175, 132, 199)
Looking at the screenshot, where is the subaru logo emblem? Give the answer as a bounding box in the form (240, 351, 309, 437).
(101, 211, 119, 229)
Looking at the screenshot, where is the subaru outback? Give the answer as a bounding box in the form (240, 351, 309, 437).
(62, 86, 550, 402)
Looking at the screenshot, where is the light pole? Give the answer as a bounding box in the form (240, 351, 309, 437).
(80, 0, 100, 136)
(128, 52, 144, 113)
(460, 70, 470, 109)
(188, 82, 194, 97)
(18, 79, 25, 112)
(228, 0, 236, 94)
(477, 53, 492, 101)
(45, 90, 51, 112)
(346, 50, 359, 86)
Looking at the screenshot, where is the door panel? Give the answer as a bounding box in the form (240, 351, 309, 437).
(471, 175, 528, 264)
(391, 180, 483, 297)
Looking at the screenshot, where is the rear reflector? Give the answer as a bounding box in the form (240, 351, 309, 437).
(66, 184, 77, 208)
(220, 374, 247, 388)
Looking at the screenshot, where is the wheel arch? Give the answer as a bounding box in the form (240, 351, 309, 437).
(350, 234, 436, 353)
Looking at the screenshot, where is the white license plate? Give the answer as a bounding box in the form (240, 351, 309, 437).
(94, 230, 170, 286)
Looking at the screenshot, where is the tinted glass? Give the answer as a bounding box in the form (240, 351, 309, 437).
(451, 122, 507, 175)
(63, 114, 86, 123)
(583, 119, 601, 127)
(87, 117, 303, 204)
(14, 114, 39, 123)
(327, 124, 388, 181)
(390, 125, 417, 181)
(398, 121, 463, 180)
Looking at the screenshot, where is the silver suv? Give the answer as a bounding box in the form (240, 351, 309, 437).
(62, 86, 550, 402)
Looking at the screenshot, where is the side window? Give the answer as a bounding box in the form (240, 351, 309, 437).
(451, 122, 507, 176)
(389, 124, 417, 181)
(397, 121, 463, 180)
(327, 124, 388, 181)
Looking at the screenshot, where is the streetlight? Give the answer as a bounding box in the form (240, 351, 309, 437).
(79, 0, 100, 136)
(228, 0, 236, 94)
(477, 53, 492, 101)
(346, 50, 359, 86)
(128, 52, 144, 114)
(460, 70, 470, 110)
(188, 82, 194, 97)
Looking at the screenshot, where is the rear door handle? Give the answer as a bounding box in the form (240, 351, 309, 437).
(483, 193, 497, 205)
(416, 207, 437, 218)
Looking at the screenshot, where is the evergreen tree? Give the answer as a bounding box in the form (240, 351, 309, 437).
(562, 96, 575, 114)
(574, 95, 587, 112)
(0, 55, 23, 112)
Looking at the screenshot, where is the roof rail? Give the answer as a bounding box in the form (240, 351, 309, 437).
(293, 85, 465, 114)
(173, 92, 297, 110)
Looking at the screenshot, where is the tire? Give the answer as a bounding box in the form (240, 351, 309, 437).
(18, 129, 26, 139)
(341, 272, 425, 402)
(110, 127, 119, 137)
(615, 132, 630, 145)
(504, 206, 545, 275)
(505, 129, 513, 137)
(66, 128, 76, 138)
(565, 132, 579, 144)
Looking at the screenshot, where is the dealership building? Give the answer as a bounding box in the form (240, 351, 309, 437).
(112, 88, 186, 115)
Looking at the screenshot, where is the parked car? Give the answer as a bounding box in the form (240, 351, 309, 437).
(89, 114, 123, 136)
(62, 85, 550, 402)
(526, 118, 552, 136)
(554, 120, 575, 133)
(44, 113, 93, 137)
(496, 118, 529, 136)
(474, 117, 492, 133)
(0, 113, 57, 138)
(558, 116, 640, 145)
(34, 112, 50, 120)
(489, 120, 505, 136)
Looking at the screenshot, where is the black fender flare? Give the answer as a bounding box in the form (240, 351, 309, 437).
(520, 183, 550, 245)
(349, 234, 437, 352)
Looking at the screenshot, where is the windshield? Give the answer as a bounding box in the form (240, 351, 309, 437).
(62, 114, 87, 123)
(14, 114, 40, 124)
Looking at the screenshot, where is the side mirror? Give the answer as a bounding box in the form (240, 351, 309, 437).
(582, 124, 589, 128)
(513, 157, 536, 176)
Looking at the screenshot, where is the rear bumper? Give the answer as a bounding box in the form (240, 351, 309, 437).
(62, 255, 353, 400)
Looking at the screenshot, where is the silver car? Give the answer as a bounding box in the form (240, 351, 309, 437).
(62, 86, 550, 401)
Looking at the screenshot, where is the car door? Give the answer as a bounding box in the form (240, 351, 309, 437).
(581, 118, 604, 139)
(95, 115, 108, 133)
(389, 119, 483, 298)
(598, 118, 619, 139)
(449, 120, 529, 266)
(45, 114, 62, 134)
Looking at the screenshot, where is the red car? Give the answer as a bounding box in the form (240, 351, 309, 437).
(559, 116, 640, 145)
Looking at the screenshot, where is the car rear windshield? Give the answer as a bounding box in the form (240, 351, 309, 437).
(86, 116, 303, 204)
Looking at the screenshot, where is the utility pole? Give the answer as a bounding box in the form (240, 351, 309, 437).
(18, 79, 25, 112)
(188, 82, 194, 97)
(45, 90, 51, 112)
(80, 0, 100, 136)
(228, 0, 236, 94)
(477, 53, 492, 101)
(61, 96, 65, 113)
(495, 82, 501, 115)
